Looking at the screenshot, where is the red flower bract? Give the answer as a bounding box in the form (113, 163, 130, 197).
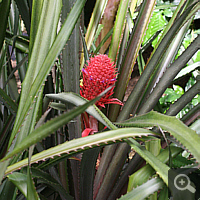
(80, 54, 120, 108)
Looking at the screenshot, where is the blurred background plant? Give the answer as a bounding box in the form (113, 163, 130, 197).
(0, 0, 200, 199)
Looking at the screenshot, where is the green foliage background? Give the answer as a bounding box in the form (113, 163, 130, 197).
(0, 0, 199, 199)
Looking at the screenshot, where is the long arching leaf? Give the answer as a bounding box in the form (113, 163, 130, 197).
(46, 92, 117, 130)
(9, 0, 87, 147)
(1, 90, 107, 162)
(115, 111, 200, 163)
(5, 128, 157, 175)
(119, 177, 164, 200)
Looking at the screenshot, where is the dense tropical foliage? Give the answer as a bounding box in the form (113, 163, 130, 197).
(0, 0, 200, 199)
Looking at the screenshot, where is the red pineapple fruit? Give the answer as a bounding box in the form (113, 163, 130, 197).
(80, 54, 122, 137)
(80, 54, 122, 108)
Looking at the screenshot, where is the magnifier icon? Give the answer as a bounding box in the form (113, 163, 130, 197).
(174, 174, 196, 193)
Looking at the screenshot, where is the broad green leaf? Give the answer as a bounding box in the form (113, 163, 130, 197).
(7, 170, 41, 200)
(153, 0, 189, 51)
(173, 85, 184, 95)
(127, 138, 169, 185)
(49, 102, 66, 111)
(127, 146, 182, 191)
(9, 0, 87, 147)
(115, 111, 200, 163)
(5, 128, 157, 175)
(1, 92, 105, 162)
(174, 62, 200, 80)
(172, 154, 194, 168)
(0, 160, 11, 184)
(0, 178, 16, 199)
(119, 178, 164, 200)
(145, 138, 161, 157)
(9, 0, 61, 149)
(46, 92, 117, 130)
(159, 88, 182, 104)
(29, 0, 44, 56)
(7, 172, 27, 197)
(27, 166, 39, 200)
(193, 50, 200, 62)
(166, 78, 200, 116)
(190, 118, 200, 135)
(143, 11, 167, 45)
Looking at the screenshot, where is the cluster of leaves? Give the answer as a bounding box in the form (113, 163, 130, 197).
(0, 0, 199, 199)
